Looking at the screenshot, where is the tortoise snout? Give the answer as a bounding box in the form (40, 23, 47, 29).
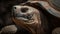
(13, 6, 28, 13)
(12, 6, 29, 17)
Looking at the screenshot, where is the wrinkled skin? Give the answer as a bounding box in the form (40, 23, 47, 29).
(12, 5, 40, 24)
(12, 1, 50, 34)
(12, 5, 41, 34)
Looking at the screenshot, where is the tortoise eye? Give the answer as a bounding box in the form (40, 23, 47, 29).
(14, 7, 16, 9)
(21, 8, 28, 13)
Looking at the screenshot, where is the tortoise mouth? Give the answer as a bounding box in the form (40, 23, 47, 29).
(13, 13, 33, 21)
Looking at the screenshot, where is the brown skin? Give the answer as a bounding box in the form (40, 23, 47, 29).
(12, 10, 42, 34)
(12, 1, 49, 34)
(12, 1, 60, 34)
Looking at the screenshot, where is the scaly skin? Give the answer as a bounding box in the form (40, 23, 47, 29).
(12, 5, 43, 34)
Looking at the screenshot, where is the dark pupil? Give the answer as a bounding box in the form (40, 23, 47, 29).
(14, 7, 16, 9)
(21, 8, 28, 13)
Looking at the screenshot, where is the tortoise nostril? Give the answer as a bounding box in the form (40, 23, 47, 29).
(21, 8, 28, 13)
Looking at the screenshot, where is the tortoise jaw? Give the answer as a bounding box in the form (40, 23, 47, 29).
(14, 14, 33, 21)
